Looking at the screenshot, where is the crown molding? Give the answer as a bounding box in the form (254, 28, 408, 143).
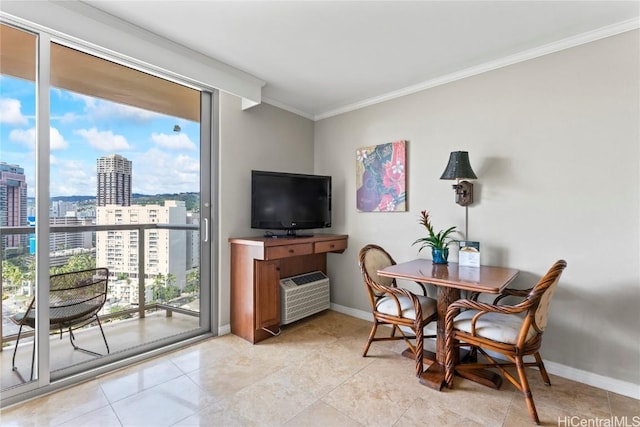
(314, 17, 640, 121)
(262, 97, 315, 121)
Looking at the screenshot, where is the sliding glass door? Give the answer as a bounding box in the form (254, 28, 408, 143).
(1, 21, 215, 398)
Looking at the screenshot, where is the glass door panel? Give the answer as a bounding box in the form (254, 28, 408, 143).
(0, 23, 38, 391)
(48, 42, 207, 379)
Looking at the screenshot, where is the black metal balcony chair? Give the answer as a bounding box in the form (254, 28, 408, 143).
(10, 267, 111, 380)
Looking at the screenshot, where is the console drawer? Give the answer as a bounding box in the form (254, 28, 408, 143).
(315, 239, 348, 253)
(265, 243, 314, 259)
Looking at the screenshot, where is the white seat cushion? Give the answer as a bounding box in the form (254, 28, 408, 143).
(376, 294, 436, 321)
(453, 310, 536, 344)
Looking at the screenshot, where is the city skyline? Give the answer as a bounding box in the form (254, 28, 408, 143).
(0, 75, 201, 198)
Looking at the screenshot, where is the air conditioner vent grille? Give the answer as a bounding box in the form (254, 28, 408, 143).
(280, 271, 330, 325)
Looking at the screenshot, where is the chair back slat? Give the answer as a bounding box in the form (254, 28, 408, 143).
(359, 244, 396, 297)
(48, 268, 109, 326)
(527, 260, 567, 334)
(534, 276, 560, 331)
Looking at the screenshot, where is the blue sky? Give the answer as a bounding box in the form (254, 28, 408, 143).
(0, 75, 200, 198)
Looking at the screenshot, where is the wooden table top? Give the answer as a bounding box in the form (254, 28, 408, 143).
(378, 259, 519, 293)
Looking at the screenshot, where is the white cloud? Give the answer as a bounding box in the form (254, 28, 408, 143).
(51, 160, 96, 196)
(50, 128, 69, 150)
(132, 148, 199, 194)
(58, 112, 80, 124)
(8, 128, 33, 149)
(75, 127, 131, 151)
(0, 98, 28, 125)
(8, 127, 69, 151)
(151, 132, 196, 151)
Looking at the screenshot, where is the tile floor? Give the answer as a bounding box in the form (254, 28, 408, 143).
(1, 310, 638, 426)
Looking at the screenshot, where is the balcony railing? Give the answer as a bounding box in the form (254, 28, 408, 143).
(0, 222, 200, 350)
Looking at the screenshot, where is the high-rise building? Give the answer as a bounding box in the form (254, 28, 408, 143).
(95, 201, 187, 288)
(97, 154, 132, 207)
(49, 217, 94, 252)
(0, 162, 28, 251)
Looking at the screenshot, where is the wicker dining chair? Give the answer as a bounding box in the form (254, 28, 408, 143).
(444, 260, 567, 424)
(359, 244, 438, 378)
(11, 268, 111, 380)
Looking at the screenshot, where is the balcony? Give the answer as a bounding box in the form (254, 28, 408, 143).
(1, 222, 202, 392)
(1, 308, 200, 390)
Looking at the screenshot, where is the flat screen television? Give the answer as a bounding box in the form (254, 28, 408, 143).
(251, 170, 332, 237)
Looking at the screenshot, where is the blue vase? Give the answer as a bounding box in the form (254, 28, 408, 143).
(432, 248, 449, 264)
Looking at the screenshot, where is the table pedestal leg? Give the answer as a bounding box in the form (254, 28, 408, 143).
(401, 347, 445, 390)
(403, 285, 503, 390)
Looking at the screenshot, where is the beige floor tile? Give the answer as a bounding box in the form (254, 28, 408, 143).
(273, 339, 374, 398)
(609, 391, 640, 418)
(503, 398, 569, 427)
(320, 367, 424, 426)
(272, 321, 341, 350)
(398, 396, 483, 426)
(221, 369, 317, 426)
(507, 388, 610, 426)
(309, 310, 372, 338)
(57, 404, 122, 427)
(98, 357, 184, 403)
(110, 375, 214, 427)
(0, 380, 110, 426)
(283, 400, 362, 427)
(171, 401, 245, 427)
(527, 373, 611, 415)
(186, 351, 286, 400)
(426, 378, 516, 426)
(167, 337, 242, 374)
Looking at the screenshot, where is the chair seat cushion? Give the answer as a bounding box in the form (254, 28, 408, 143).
(376, 294, 436, 321)
(453, 310, 536, 344)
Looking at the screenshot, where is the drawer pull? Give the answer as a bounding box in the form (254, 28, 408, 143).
(288, 249, 295, 253)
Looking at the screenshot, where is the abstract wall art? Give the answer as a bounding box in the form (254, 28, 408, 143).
(356, 140, 407, 212)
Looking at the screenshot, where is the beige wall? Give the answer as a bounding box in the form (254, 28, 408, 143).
(314, 30, 640, 387)
(218, 93, 315, 328)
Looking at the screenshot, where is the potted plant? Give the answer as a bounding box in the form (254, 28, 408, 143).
(412, 210, 457, 264)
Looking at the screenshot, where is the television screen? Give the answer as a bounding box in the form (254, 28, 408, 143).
(251, 170, 332, 235)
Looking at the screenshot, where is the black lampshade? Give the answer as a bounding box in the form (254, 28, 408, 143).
(440, 151, 477, 180)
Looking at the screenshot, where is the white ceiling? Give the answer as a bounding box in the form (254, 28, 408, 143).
(83, 1, 639, 120)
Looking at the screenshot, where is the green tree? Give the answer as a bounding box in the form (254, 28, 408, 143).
(51, 253, 96, 275)
(2, 260, 23, 289)
(184, 268, 199, 294)
(166, 273, 177, 288)
(151, 273, 167, 302)
(165, 285, 181, 300)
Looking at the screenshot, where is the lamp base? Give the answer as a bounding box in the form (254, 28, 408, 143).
(452, 181, 473, 206)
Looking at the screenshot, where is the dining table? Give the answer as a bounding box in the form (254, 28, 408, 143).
(377, 258, 519, 390)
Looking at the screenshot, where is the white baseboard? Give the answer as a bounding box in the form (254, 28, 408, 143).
(330, 303, 372, 322)
(218, 324, 231, 336)
(329, 304, 640, 399)
(543, 360, 640, 400)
